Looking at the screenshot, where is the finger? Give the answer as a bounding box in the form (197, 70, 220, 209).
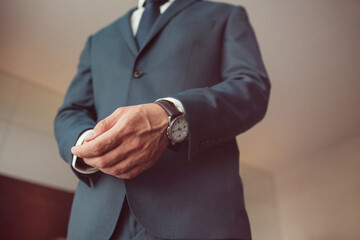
(71, 127, 123, 158)
(85, 108, 122, 142)
(81, 143, 135, 169)
(108, 151, 142, 175)
(116, 163, 145, 180)
(101, 158, 139, 178)
(113, 149, 157, 179)
(84, 130, 96, 142)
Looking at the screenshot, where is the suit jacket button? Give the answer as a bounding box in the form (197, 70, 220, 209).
(133, 70, 143, 78)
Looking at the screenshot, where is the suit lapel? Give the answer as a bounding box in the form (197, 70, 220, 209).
(118, 7, 138, 57)
(140, 0, 198, 52)
(139, 0, 198, 52)
(118, 0, 199, 56)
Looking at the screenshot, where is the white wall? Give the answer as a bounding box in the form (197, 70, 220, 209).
(0, 71, 78, 191)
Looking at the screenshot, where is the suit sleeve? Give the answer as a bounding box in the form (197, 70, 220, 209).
(173, 6, 271, 162)
(54, 36, 98, 187)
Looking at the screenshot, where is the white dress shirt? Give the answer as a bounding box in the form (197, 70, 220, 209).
(73, 0, 185, 174)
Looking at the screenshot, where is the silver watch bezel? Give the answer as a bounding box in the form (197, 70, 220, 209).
(166, 114, 188, 144)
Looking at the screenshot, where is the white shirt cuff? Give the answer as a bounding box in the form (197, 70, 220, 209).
(156, 97, 185, 114)
(72, 129, 99, 174)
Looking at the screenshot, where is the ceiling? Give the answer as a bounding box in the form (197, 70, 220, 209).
(0, 0, 359, 172)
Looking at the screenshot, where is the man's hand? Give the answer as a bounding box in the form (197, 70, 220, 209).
(71, 103, 169, 179)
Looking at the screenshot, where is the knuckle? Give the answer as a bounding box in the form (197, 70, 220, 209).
(127, 173, 136, 179)
(97, 157, 108, 169)
(102, 138, 111, 149)
(96, 119, 106, 130)
(112, 167, 124, 176)
(122, 172, 135, 180)
(130, 138, 142, 150)
(92, 145, 102, 155)
(122, 116, 131, 126)
(114, 107, 123, 114)
(138, 151, 148, 161)
(114, 163, 130, 176)
(131, 169, 141, 178)
(120, 174, 129, 179)
(107, 136, 117, 148)
(122, 162, 132, 173)
(115, 166, 137, 179)
(126, 161, 133, 169)
(133, 106, 142, 115)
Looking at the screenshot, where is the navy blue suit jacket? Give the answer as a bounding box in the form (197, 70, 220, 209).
(54, 0, 270, 239)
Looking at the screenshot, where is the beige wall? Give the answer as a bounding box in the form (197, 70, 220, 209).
(241, 165, 281, 240)
(274, 137, 360, 240)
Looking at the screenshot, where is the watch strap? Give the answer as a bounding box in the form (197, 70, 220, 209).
(155, 100, 182, 119)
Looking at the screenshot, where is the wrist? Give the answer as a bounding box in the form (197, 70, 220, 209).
(154, 100, 189, 145)
(147, 103, 169, 129)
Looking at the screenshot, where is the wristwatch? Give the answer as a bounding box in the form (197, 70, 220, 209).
(155, 100, 189, 145)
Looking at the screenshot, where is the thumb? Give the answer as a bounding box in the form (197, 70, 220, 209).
(83, 129, 97, 142)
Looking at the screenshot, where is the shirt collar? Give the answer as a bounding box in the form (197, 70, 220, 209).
(138, 0, 175, 9)
(138, 0, 145, 9)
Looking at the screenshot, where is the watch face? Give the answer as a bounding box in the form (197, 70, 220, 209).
(169, 117, 188, 142)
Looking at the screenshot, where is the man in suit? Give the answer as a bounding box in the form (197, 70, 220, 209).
(54, 0, 270, 239)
